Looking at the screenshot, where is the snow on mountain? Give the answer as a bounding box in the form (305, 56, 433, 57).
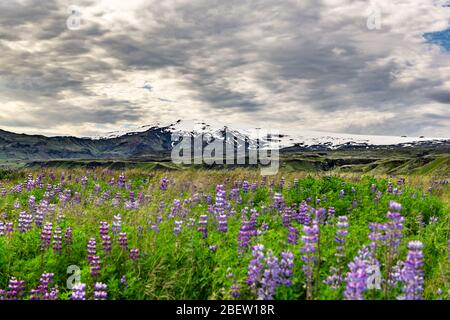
(95, 119, 449, 150)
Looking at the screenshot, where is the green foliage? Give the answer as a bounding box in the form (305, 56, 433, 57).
(0, 170, 448, 300)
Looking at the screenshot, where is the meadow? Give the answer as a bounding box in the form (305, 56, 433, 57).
(0, 169, 448, 300)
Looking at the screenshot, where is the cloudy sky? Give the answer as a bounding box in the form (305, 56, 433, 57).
(0, 0, 449, 137)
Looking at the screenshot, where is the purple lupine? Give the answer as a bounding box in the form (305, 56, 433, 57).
(173, 220, 183, 235)
(117, 173, 126, 188)
(387, 182, 393, 193)
(247, 244, 265, 289)
(282, 207, 292, 227)
(325, 216, 349, 288)
(238, 219, 255, 252)
(335, 216, 349, 256)
(371, 184, 377, 192)
(327, 207, 335, 223)
(87, 238, 96, 262)
(6, 277, 25, 300)
(5, 222, 13, 236)
(198, 214, 208, 238)
(300, 222, 319, 300)
(118, 232, 128, 250)
(339, 189, 345, 199)
(297, 201, 311, 225)
(344, 254, 369, 300)
(399, 241, 424, 300)
(17, 211, 32, 233)
(242, 180, 250, 193)
(40, 222, 52, 251)
(209, 245, 217, 253)
(90, 256, 101, 277)
(288, 226, 298, 245)
(218, 213, 227, 233)
(64, 227, 73, 245)
(230, 281, 241, 299)
(160, 177, 169, 191)
(94, 282, 108, 300)
(112, 214, 121, 234)
(100, 221, 111, 255)
(52, 226, 62, 254)
(258, 250, 281, 300)
(280, 251, 294, 286)
(130, 248, 140, 261)
(71, 283, 86, 300)
(30, 273, 58, 300)
(273, 193, 284, 210)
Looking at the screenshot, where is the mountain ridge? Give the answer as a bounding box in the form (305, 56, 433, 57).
(0, 120, 449, 162)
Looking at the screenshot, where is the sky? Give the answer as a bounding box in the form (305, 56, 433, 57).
(0, 0, 449, 138)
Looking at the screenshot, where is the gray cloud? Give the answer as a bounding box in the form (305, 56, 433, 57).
(0, 0, 449, 137)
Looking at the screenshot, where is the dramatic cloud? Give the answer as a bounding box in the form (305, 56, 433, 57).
(0, 0, 449, 137)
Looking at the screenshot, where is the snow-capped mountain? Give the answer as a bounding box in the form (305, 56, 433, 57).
(0, 119, 449, 162)
(99, 119, 450, 150)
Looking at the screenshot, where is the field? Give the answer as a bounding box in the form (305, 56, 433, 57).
(0, 168, 448, 300)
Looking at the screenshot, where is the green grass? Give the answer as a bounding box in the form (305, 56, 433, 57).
(0, 169, 448, 300)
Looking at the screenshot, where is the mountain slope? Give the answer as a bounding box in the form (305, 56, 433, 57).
(0, 120, 449, 162)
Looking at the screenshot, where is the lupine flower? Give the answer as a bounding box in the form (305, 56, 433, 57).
(300, 222, 319, 299)
(242, 180, 250, 193)
(273, 193, 284, 210)
(288, 226, 298, 245)
(282, 207, 292, 227)
(112, 214, 121, 234)
(327, 207, 335, 223)
(17, 211, 32, 233)
(209, 245, 217, 253)
(71, 283, 86, 300)
(118, 232, 128, 250)
(258, 250, 281, 300)
(399, 241, 424, 300)
(120, 275, 128, 288)
(100, 221, 111, 255)
(130, 248, 140, 261)
(344, 254, 369, 300)
(160, 177, 169, 191)
(40, 222, 52, 250)
(335, 216, 349, 256)
(198, 215, 208, 238)
(297, 201, 310, 225)
(87, 238, 96, 262)
(230, 281, 241, 299)
(280, 251, 294, 286)
(30, 273, 58, 300)
(94, 282, 108, 300)
(247, 244, 265, 288)
(173, 220, 183, 235)
(238, 219, 255, 252)
(52, 226, 62, 254)
(6, 277, 25, 300)
(90, 255, 101, 277)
